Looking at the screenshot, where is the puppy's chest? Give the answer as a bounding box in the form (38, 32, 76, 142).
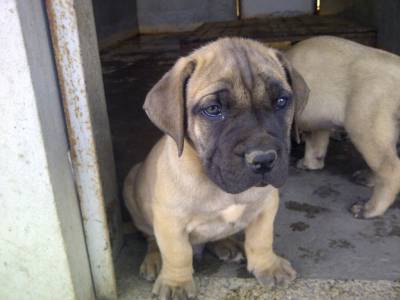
(186, 202, 262, 244)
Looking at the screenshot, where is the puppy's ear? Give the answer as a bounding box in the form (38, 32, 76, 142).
(143, 57, 195, 156)
(273, 50, 309, 116)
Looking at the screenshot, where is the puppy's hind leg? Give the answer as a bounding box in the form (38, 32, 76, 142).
(297, 130, 330, 170)
(348, 116, 400, 218)
(352, 168, 375, 187)
(139, 237, 162, 282)
(206, 237, 245, 262)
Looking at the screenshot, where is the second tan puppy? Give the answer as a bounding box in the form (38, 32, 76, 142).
(123, 38, 309, 299)
(286, 36, 400, 219)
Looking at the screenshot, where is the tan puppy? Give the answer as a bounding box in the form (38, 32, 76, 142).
(286, 36, 400, 219)
(123, 37, 309, 299)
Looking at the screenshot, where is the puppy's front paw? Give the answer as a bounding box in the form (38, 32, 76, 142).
(253, 256, 296, 288)
(152, 276, 196, 300)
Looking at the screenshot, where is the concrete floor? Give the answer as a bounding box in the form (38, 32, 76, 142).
(100, 34, 400, 299)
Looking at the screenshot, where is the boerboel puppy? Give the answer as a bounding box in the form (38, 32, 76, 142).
(123, 37, 309, 299)
(286, 35, 400, 219)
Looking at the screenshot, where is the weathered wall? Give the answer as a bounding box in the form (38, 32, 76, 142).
(241, 0, 314, 18)
(136, 0, 235, 33)
(0, 1, 94, 299)
(350, 0, 400, 55)
(92, 0, 138, 47)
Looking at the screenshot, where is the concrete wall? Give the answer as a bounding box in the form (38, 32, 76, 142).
(350, 0, 400, 55)
(92, 0, 138, 47)
(319, 0, 354, 16)
(242, 0, 314, 18)
(136, 0, 235, 33)
(0, 1, 94, 299)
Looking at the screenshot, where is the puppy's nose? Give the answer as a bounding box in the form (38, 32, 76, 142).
(245, 150, 277, 174)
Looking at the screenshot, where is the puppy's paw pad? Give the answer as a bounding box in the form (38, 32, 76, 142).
(350, 201, 366, 219)
(207, 239, 244, 263)
(254, 257, 296, 288)
(152, 278, 196, 300)
(351, 201, 384, 219)
(139, 251, 162, 282)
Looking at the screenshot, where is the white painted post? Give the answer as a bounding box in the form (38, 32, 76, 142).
(45, 0, 122, 299)
(0, 1, 94, 299)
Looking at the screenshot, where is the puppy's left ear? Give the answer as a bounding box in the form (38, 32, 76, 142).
(273, 50, 309, 116)
(143, 57, 195, 156)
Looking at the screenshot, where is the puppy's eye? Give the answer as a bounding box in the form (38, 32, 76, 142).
(273, 96, 289, 110)
(202, 104, 223, 119)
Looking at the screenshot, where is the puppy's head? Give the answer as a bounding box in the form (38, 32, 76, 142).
(144, 38, 309, 193)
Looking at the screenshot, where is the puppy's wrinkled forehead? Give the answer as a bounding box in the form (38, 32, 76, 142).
(187, 38, 288, 102)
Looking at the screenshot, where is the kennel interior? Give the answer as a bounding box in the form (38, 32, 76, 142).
(89, 1, 400, 298)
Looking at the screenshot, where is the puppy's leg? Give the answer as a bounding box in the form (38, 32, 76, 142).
(139, 237, 162, 281)
(348, 117, 400, 218)
(352, 168, 375, 187)
(245, 189, 296, 287)
(152, 209, 196, 300)
(297, 130, 330, 170)
(206, 237, 244, 262)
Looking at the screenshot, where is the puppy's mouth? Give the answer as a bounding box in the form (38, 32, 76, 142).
(251, 174, 277, 188)
(211, 165, 286, 194)
(203, 145, 289, 194)
(255, 178, 270, 187)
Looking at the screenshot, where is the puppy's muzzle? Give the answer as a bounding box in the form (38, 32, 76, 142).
(245, 150, 277, 174)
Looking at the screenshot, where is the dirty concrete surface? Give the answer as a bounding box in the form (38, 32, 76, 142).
(100, 34, 400, 299)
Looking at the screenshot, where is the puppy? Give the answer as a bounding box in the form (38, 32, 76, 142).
(286, 35, 400, 218)
(123, 37, 309, 299)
